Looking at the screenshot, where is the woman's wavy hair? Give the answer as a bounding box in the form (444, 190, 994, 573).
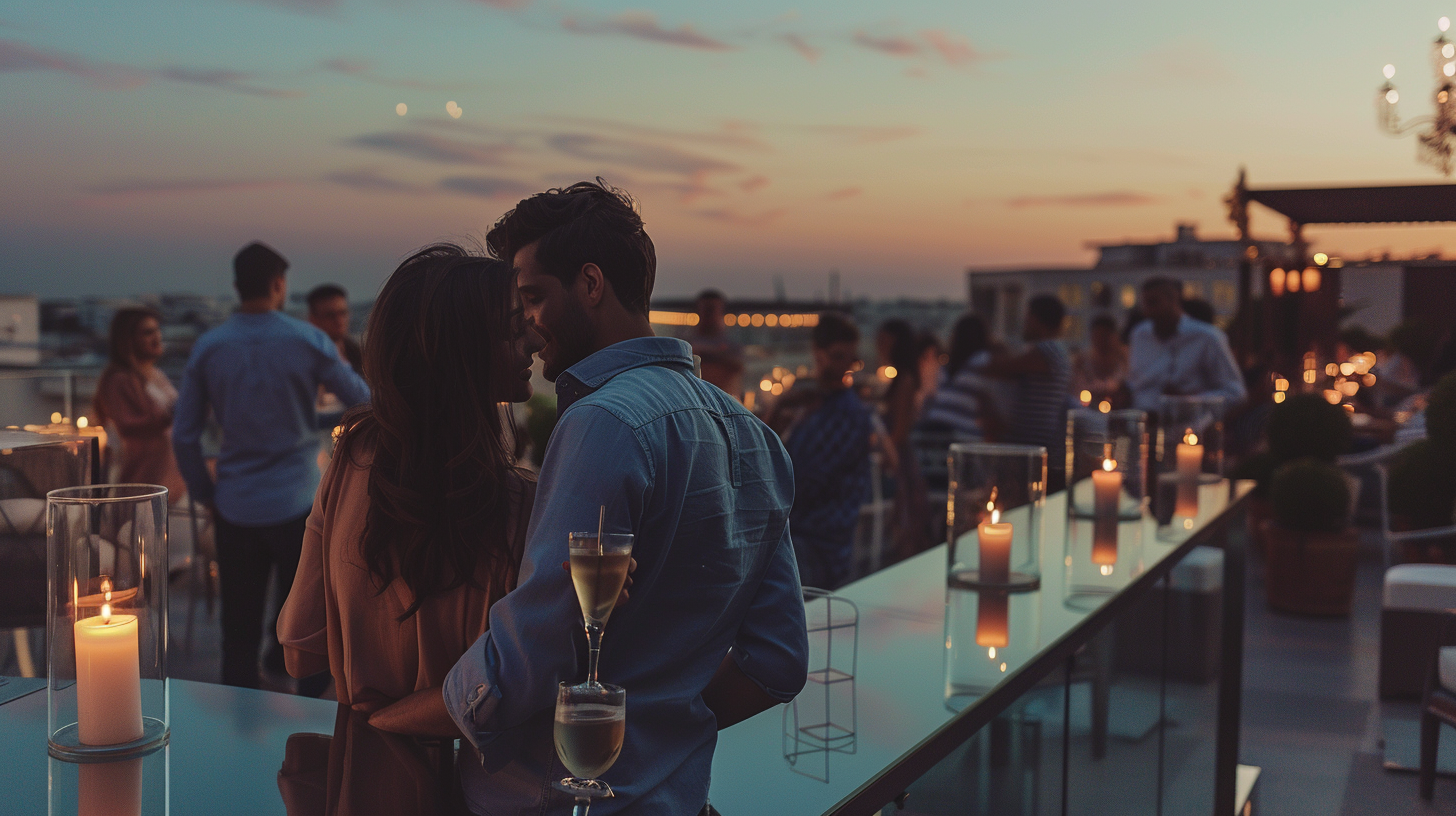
(105, 307, 160, 373)
(339, 244, 525, 620)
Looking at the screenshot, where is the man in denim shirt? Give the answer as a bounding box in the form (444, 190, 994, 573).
(445, 182, 808, 815)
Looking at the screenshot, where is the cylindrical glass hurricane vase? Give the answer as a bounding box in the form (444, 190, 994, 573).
(1065, 409, 1147, 607)
(943, 587, 1041, 710)
(948, 443, 1045, 591)
(47, 485, 169, 761)
(1155, 396, 1228, 540)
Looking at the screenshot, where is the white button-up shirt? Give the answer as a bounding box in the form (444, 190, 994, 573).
(1126, 314, 1247, 413)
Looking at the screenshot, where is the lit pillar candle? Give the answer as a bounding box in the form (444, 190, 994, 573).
(74, 598, 144, 746)
(975, 590, 1009, 648)
(978, 504, 1012, 585)
(1091, 458, 1122, 565)
(78, 758, 143, 816)
(1175, 430, 1203, 518)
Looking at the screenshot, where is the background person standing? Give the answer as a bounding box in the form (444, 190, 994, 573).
(93, 306, 186, 499)
(174, 241, 370, 689)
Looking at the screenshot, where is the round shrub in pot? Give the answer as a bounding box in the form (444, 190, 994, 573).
(1264, 458, 1359, 616)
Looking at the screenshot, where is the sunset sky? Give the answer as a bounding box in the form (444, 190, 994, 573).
(3, 0, 1456, 301)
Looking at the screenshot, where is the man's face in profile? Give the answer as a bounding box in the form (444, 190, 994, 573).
(515, 242, 594, 382)
(814, 340, 858, 389)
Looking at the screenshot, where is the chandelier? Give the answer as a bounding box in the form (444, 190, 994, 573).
(1378, 17, 1456, 175)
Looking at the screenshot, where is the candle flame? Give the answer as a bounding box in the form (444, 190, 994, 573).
(1100, 564, 1113, 576)
(988, 646, 996, 659)
(101, 603, 111, 624)
(990, 508, 1000, 525)
(1102, 458, 1116, 472)
(1184, 431, 1198, 446)
(101, 575, 112, 603)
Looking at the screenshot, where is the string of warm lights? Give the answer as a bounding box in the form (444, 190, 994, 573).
(1271, 351, 1377, 407)
(647, 311, 822, 328)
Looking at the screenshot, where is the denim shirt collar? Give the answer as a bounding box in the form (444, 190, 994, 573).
(555, 336, 694, 412)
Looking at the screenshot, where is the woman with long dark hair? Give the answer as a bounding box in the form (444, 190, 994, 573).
(278, 244, 542, 734)
(93, 307, 186, 498)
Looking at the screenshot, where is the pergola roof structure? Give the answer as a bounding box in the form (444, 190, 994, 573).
(1244, 183, 1456, 225)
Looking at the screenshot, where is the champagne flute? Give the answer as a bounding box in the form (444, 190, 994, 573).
(553, 681, 626, 816)
(568, 531, 634, 688)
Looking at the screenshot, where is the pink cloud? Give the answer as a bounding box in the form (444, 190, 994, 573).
(804, 124, 921, 145)
(349, 132, 512, 166)
(85, 178, 292, 196)
(562, 11, 734, 52)
(692, 207, 786, 227)
(853, 31, 920, 58)
(740, 175, 770, 193)
(827, 187, 862, 201)
(0, 38, 146, 90)
(320, 58, 441, 90)
(780, 33, 821, 62)
(920, 30, 983, 66)
(158, 67, 303, 98)
(1005, 191, 1160, 208)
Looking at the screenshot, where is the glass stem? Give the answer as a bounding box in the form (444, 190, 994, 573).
(573, 797, 591, 816)
(586, 621, 603, 686)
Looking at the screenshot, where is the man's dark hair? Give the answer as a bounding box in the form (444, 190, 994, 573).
(1142, 276, 1183, 297)
(485, 180, 656, 314)
(234, 242, 288, 300)
(812, 312, 859, 349)
(307, 284, 348, 311)
(1182, 298, 1215, 324)
(1027, 294, 1066, 334)
(1090, 314, 1117, 333)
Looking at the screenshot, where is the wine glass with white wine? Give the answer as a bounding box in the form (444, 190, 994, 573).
(553, 681, 626, 815)
(567, 531, 634, 688)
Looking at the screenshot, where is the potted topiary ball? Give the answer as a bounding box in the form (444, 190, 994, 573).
(1263, 457, 1359, 615)
(1387, 371, 1456, 563)
(1237, 393, 1354, 558)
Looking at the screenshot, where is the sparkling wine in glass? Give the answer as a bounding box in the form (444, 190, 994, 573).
(553, 681, 626, 816)
(568, 532, 633, 688)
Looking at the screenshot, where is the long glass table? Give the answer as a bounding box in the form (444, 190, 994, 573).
(0, 481, 1250, 816)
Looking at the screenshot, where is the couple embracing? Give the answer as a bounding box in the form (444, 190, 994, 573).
(278, 181, 809, 815)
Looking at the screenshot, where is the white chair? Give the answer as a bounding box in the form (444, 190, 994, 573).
(851, 452, 892, 579)
(1423, 643, 1456, 799)
(176, 496, 217, 654)
(1338, 443, 1456, 569)
(1381, 564, 1456, 698)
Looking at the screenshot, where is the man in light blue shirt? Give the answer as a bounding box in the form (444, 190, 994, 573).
(445, 182, 808, 815)
(173, 241, 369, 688)
(1126, 277, 1248, 414)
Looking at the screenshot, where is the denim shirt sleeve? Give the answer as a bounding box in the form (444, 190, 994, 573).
(445, 404, 651, 748)
(730, 521, 810, 702)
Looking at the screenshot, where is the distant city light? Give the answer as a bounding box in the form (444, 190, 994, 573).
(1384, 63, 1397, 79)
(1444, 62, 1454, 77)
(648, 310, 700, 326)
(1274, 378, 1289, 391)
(446, 101, 462, 119)
(1269, 268, 1286, 296)
(1273, 392, 1286, 404)
(1079, 390, 1092, 406)
(1442, 16, 1451, 32)
(76, 416, 88, 428)
(1098, 400, 1111, 413)
(1303, 370, 1318, 384)
(1340, 362, 1355, 376)
(1303, 266, 1321, 292)
(765, 314, 778, 327)
(760, 379, 772, 392)
(1313, 252, 1328, 265)
(750, 314, 764, 327)
(1442, 91, 1451, 104)
(1387, 89, 1400, 104)
(50, 412, 61, 424)
(395, 103, 407, 116)
(1445, 43, 1455, 58)
(770, 383, 783, 396)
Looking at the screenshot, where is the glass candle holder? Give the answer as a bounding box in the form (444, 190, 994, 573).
(1155, 396, 1227, 541)
(47, 485, 169, 761)
(944, 587, 1041, 710)
(1065, 410, 1147, 606)
(948, 443, 1045, 591)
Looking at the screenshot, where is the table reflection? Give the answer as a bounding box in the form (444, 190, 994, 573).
(279, 706, 466, 816)
(783, 588, 861, 782)
(944, 588, 1041, 711)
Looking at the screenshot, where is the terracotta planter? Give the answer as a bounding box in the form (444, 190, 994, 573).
(1261, 520, 1359, 616)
